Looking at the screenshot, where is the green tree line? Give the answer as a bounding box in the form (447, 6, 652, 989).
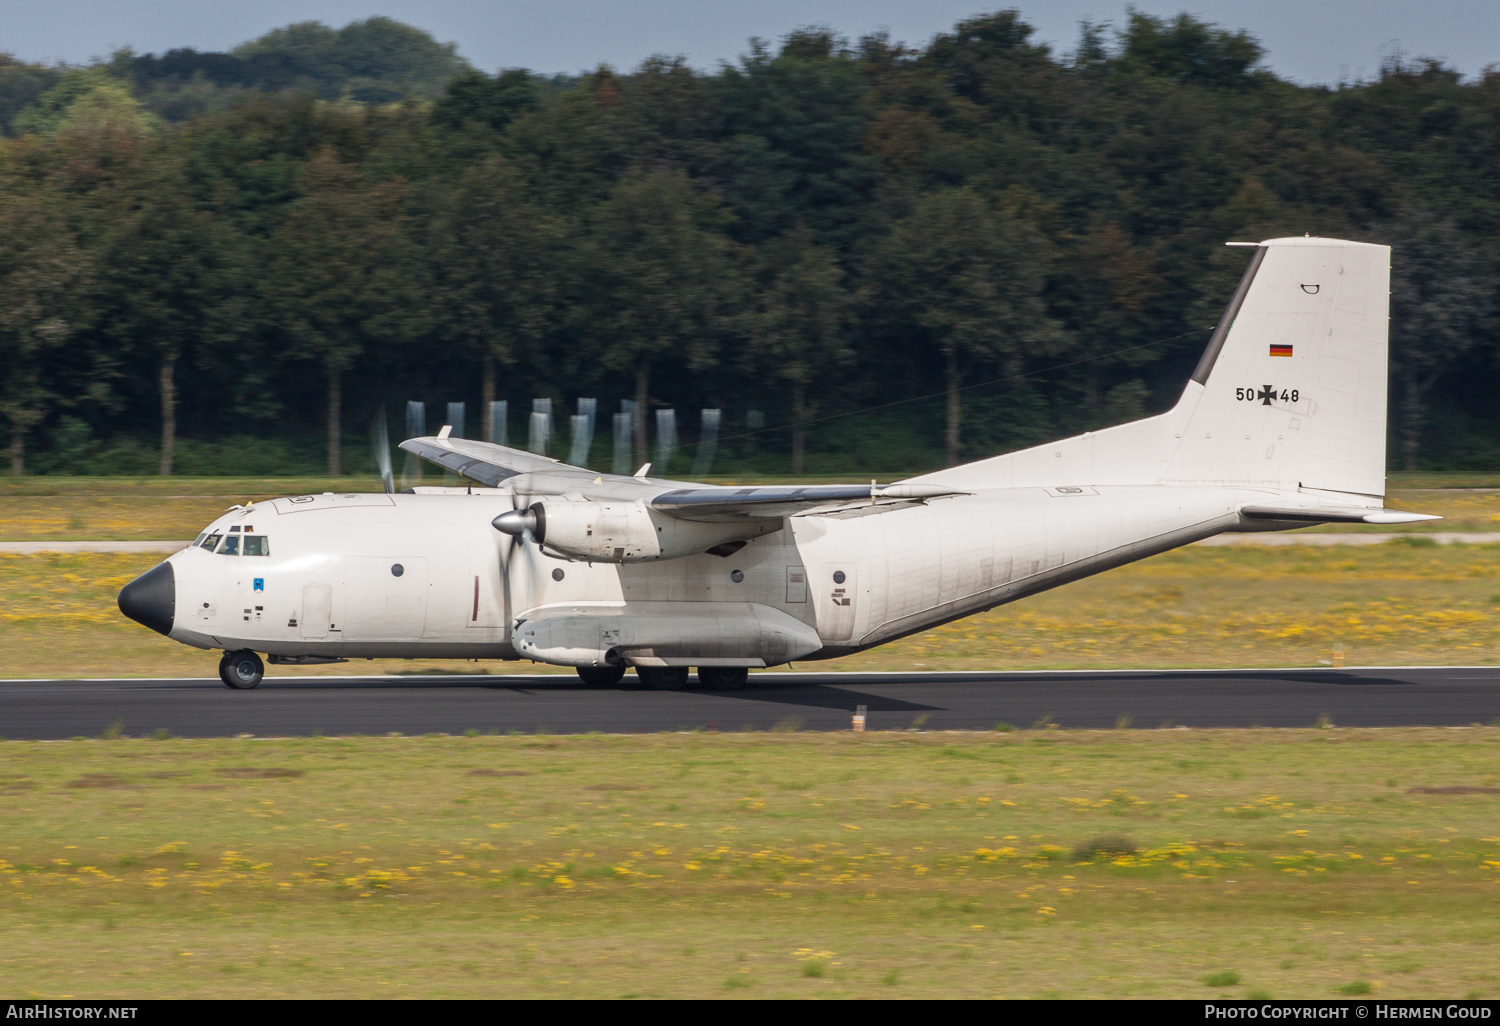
(1, 10, 1496, 478)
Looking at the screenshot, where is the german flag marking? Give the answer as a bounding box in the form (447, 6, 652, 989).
(1269, 344, 1293, 357)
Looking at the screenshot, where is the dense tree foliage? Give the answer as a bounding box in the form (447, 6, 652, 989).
(0, 11, 1496, 477)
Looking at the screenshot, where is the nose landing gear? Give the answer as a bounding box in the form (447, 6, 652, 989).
(219, 650, 265, 690)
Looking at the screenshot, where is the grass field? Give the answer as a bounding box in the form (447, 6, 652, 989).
(4, 541, 1500, 679)
(5, 475, 1498, 999)
(0, 730, 1496, 998)
(2, 475, 1499, 540)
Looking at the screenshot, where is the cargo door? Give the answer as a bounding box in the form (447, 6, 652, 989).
(467, 541, 506, 628)
(816, 563, 857, 643)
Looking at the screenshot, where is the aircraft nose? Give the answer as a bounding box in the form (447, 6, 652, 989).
(118, 562, 175, 636)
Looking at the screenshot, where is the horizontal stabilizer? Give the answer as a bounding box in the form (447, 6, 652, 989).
(1239, 505, 1441, 525)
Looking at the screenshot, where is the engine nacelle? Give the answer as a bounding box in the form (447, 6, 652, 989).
(526, 499, 779, 563)
(535, 500, 657, 561)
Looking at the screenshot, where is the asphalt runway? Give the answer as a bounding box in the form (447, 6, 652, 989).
(2, 667, 1499, 740)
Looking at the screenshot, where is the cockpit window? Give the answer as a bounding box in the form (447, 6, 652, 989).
(217, 535, 240, 555)
(200, 533, 222, 551)
(242, 536, 270, 556)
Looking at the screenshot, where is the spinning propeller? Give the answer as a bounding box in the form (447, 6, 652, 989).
(369, 408, 395, 494)
(375, 404, 550, 643)
(492, 489, 548, 643)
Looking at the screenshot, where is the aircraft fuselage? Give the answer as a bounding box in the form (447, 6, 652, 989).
(158, 484, 1264, 667)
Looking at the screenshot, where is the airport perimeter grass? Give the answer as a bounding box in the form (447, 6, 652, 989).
(5, 540, 1500, 678)
(0, 729, 1497, 998)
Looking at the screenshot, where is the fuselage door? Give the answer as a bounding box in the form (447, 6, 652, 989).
(300, 584, 332, 639)
(817, 563, 857, 643)
(785, 565, 808, 604)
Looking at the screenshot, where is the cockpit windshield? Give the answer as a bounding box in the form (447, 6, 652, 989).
(199, 531, 269, 555)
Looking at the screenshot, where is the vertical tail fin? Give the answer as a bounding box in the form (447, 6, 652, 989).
(908, 236, 1391, 496)
(1165, 237, 1391, 498)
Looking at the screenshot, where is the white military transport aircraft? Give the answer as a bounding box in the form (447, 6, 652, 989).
(119, 236, 1435, 690)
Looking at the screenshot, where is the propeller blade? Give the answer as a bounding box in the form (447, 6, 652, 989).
(498, 487, 532, 645)
(370, 408, 394, 494)
(498, 530, 518, 644)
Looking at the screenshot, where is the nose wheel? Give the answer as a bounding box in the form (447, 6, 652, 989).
(219, 650, 264, 690)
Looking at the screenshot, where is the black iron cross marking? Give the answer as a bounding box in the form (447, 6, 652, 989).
(1256, 384, 1276, 406)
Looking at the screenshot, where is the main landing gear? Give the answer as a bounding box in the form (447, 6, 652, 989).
(575, 664, 627, 687)
(573, 665, 750, 691)
(697, 666, 748, 691)
(220, 649, 264, 690)
(637, 666, 690, 690)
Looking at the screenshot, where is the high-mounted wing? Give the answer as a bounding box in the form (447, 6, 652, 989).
(400, 435, 968, 518)
(651, 483, 966, 522)
(399, 436, 588, 488)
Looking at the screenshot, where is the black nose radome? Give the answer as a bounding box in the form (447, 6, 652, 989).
(118, 562, 175, 636)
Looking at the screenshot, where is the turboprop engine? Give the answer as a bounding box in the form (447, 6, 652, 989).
(493, 499, 780, 563)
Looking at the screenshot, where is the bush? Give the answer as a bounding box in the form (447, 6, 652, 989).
(1072, 834, 1138, 860)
